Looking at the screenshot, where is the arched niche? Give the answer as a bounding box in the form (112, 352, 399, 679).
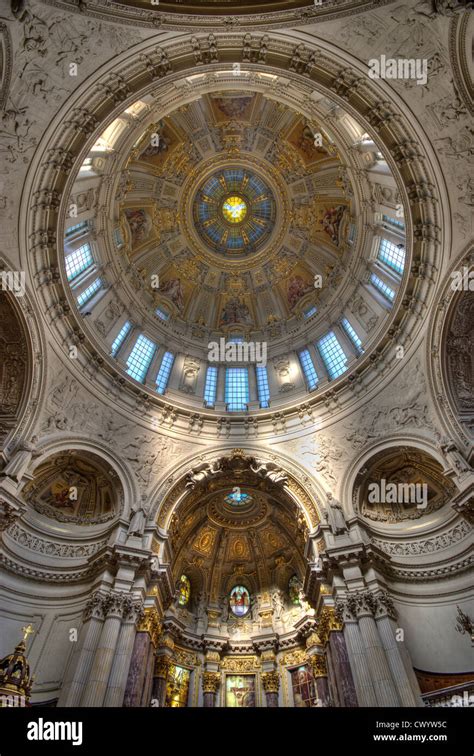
(21, 449, 124, 525)
(0, 293, 29, 447)
(352, 445, 456, 526)
(443, 288, 474, 437)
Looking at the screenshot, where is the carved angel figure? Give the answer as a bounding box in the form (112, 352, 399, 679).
(249, 461, 288, 486)
(127, 501, 148, 536)
(185, 460, 221, 488)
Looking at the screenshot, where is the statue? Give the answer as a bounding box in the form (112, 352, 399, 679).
(272, 589, 284, 621)
(324, 492, 348, 535)
(3, 436, 40, 483)
(127, 500, 148, 537)
(196, 591, 207, 619)
(249, 460, 288, 486)
(220, 594, 229, 623)
(439, 437, 470, 475)
(185, 460, 221, 489)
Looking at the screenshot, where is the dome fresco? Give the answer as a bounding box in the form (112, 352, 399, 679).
(193, 168, 276, 257)
(63, 85, 408, 414)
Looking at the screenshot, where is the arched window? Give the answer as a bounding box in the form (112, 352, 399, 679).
(178, 574, 191, 606)
(229, 585, 251, 617)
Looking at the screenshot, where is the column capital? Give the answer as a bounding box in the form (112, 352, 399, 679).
(136, 606, 161, 644)
(317, 606, 344, 645)
(202, 671, 220, 694)
(262, 671, 280, 694)
(154, 655, 171, 679)
(309, 654, 328, 678)
(336, 589, 397, 621)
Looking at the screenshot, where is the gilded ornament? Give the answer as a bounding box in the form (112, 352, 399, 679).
(262, 671, 280, 694)
(202, 671, 220, 694)
(137, 606, 162, 647)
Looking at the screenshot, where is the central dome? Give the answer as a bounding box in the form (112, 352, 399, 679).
(193, 167, 276, 258)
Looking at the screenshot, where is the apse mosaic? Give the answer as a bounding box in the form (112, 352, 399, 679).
(225, 675, 256, 707)
(193, 168, 276, 257)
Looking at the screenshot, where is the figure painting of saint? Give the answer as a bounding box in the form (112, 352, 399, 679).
(225, 675, 256, 707)
(321, 205, 347, 246)
(287, 275, 313, 310)
(124, 209, 151, 246)
(159, 278, 184, 311)
(229, 585, 250, 617)
(219, 298, 253, 327)
(291, 665, 318, 707)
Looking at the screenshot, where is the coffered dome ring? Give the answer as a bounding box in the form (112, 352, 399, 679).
(20, 32, 446, 430)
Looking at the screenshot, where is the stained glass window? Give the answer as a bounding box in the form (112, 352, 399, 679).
(229, 585, 251, 617)
(178, 574, 191, 606)
(289, 575, 301, 605)
(165, 664, 190, 708)
(290, 665, 318, 707)
(226, 675, 256, 707)
(225, 489, 252, 506)
(317, 331, 348, 380)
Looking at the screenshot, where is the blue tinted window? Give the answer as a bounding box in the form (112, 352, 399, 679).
(225, 368, 249, 411)
(256, 366, 270, 408)
(298, 349, 318, 390)
(126, 334, 157, 382)
(317, 332, 347, 380)
(156, 351, 175, 394)
(111, 321, 131, 356)
(204, 366, 218, 407)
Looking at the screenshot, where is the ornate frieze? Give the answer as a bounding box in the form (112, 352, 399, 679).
(262, 671, 280, 693)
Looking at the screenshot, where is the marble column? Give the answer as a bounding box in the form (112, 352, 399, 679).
(123, 631, 151, 707)
(309, 654, 330, 707)
(262, 671, 280, 707)
(103, 599, 143, 708)
(58, 591, 107, 707)
(151, 656, 170, 707)
(342, 620, 378, 707)
(202, 671, 220, 707)
(80, 593, 126, 707)
(328, 631, 358, 707)
(357, 611, 400, 706)
(376, 613, 423, 707)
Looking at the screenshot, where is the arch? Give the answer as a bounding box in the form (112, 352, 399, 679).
(427, 244, 474, 450)
(148, 445, 325, 532)
(0, 287, 44, 453)
(25, 437, 139, 522)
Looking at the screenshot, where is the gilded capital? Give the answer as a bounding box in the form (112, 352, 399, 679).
(309, 654, 327, 678)
(154, 656, 170, 678)
(317, 606, 343, 645)
(262, 671, 280, 694)
(137, 606, 162, 647)
(202, 671, 220, 694)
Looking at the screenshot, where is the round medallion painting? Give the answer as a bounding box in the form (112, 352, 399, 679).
(229, 585, 251, 617)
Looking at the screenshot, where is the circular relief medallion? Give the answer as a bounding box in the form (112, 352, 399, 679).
(193, 168, 276, 258)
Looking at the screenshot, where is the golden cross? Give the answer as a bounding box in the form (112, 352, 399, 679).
(22, 624, 34, 641)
